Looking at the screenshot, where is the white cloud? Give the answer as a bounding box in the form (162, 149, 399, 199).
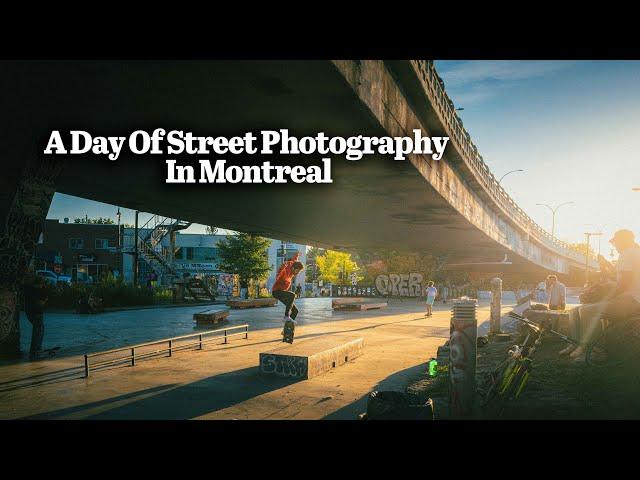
(438, 61, 577, 88)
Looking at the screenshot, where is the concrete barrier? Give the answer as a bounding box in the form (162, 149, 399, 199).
(226, 298, 278, 309)
(332, 298, 387, 311)
(259, 335, 364, 379)
(332, 297, 366, 308)
(193, 307, 230, 325)
(340, 302, 388, 311)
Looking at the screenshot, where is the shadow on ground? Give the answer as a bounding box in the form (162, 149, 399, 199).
(21, 366, 301, 420)
(323, 362, 429, 420)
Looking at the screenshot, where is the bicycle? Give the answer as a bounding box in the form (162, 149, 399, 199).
(479, 311, 580, 417)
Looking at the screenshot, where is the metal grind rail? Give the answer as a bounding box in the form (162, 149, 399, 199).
(83, 324, 249, 377)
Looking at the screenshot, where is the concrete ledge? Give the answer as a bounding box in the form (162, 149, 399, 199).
(332, 297, 366, 308)
(193, 307, 230, 324)
(226, 298, 278, 309)
(340, 302, 388, 311)
(260, 335, 364, 379)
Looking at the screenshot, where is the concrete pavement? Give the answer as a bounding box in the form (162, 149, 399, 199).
(1, 298, 504, 420)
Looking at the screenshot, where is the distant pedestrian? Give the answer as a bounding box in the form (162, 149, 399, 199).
(295, 284, 302, 298)
(546, 275, 566, 311)
(22, 272, 48, 361)
(425, 281, 437, 317)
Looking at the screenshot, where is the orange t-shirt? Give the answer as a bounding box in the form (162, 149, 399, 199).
(272, 253, 299, 292)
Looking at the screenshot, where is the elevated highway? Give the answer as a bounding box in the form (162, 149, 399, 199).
(1, 60, 593, 276)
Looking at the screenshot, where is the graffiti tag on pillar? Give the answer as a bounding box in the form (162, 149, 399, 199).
(375, 273, 423, 297)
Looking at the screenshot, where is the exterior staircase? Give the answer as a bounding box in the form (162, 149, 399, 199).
(128, 214, 218, 303)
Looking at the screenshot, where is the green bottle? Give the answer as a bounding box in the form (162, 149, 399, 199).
(428, 358, 438, 377)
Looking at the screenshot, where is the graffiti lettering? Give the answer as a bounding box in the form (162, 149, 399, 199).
(260, 354, 307, 378)
(375, 273, 423, 297)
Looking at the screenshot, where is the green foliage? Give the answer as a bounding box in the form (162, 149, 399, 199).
(305, 246, 323, 282)
(39, 273, 170, 310)
(315, 250, 361, 284)
(216, 233, 272, 293)
(205, 226, 219, 235)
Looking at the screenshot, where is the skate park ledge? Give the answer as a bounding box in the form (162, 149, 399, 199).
(259, 335, 364, 380)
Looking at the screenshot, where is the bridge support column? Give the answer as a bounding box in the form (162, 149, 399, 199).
(490, 277, 502, 335)
(0, 158, 59, 359)
(449, 299, 477, 419)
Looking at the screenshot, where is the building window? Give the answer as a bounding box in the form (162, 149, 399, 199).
(69, 238, 84, 249)
(95, 238, 109, 249)
(186, 247, 194, 260)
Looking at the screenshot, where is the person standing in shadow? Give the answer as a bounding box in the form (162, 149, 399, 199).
(23, 272, 48, 361)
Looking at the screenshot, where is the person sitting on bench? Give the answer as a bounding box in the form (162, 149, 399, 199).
(566, 229, 640, 363)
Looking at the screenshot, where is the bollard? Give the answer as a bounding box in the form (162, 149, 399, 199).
(490, 277, 502, 335)
(449, 299, 477, 419)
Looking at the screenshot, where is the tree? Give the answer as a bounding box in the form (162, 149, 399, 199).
(315, 250, 361, 284)
(569, 242, 594, 257)
(205, 226, 218, 235)
(216, 233, 272, 297)
(305, 246, 324, 283)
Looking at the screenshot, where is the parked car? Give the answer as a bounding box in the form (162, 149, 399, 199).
(36, 270, 72, 286)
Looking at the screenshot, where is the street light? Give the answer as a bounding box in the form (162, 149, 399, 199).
(498, 169, 524, 184)
(536, 201, 574, 239)
(116, 207, 121, 249)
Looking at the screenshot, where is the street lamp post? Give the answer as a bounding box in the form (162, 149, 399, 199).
(498, 169, 524, 184)
(536, 201, 574, 239)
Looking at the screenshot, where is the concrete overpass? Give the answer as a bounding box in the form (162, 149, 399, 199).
(1, 60, 592, 277)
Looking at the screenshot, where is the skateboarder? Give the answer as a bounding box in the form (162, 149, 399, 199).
(272, 252, 304, 331)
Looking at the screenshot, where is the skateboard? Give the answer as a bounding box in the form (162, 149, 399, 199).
(282, 319, 295, 344)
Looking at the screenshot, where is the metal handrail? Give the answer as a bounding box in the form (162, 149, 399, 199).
(412, 60, 588, 263)
(83, 324, 249, 377)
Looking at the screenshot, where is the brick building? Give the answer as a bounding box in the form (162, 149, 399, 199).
(36, 219, 122, 282)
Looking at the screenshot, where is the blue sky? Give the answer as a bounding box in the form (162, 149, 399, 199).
(47, 61, 640, 253)
(434, 60, 640, 255)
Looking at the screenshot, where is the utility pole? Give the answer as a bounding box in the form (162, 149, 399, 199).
(584, 231, 602, 286)
(133, 210, 139, 287)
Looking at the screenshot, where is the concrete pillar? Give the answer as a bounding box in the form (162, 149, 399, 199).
(449, 299, 477, 419)
(0, 158, 59, 359)
(490, 277, 502, 334)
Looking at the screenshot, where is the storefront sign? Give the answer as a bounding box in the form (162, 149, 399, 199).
(78, 254, 96, 263)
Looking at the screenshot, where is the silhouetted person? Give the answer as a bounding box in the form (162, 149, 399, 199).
(23, 273, 47, 360)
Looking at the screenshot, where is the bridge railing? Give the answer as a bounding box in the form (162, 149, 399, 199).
(412, 60, 586, 264)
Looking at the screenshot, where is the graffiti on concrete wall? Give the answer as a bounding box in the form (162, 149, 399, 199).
(449, 316, 477, 418)
(0, 158, 60, 355)
(375, 273, 423, 297)
(260, 354, 307, 378)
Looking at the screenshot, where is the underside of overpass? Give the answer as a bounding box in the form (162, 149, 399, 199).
(1, 60, 588, 278)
